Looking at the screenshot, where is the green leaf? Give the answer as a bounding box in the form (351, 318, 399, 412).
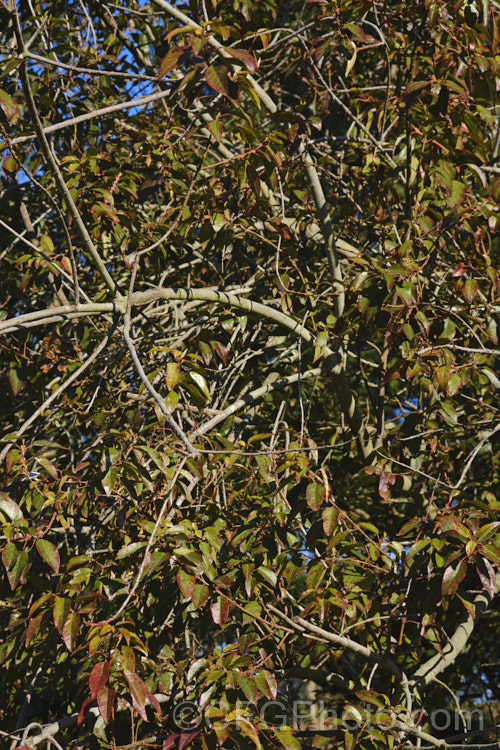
(53, 596, 71, 634)
(164, 390, 179, 413)
(7, 550, 29, 590)
(254, 670, 277, 699)
(187, 657, 207, 683)
(442, 559, 467, 597)
(274, 725, 301, 750)
(117, 541, 147, 559)
(35, 456, 58, 480)
(462, 278, 478, 304)
(0, 88, 17, 123)
(322, 506, 339, 535)
(447, 372, 461, 396)
(236, 673, 258, 703)
(8, 368, 23, 396)
(102, 465, 119, 496)
(177, 570, 196, 598)
(159, 47, 186, 77)
(207, 119, 224, 142)
(2, 541, 18, 570)
(192, 583, 209, 608)
(306, 483, 325, 511)
(35, 539, 60, 574)
(62, 611, 80, 651)
(0, 494, 23, 522)
(257, 566, 277, 588)
(449, 180, 467, 208)
(166, 361, 182, 390)
(482, 543, 500, 565)
(205, 65, 229, 97)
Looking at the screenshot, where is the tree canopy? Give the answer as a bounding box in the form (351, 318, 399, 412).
(0, 0, 499, 749)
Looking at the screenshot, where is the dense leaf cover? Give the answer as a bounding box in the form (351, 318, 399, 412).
(0, 0, 499, 748)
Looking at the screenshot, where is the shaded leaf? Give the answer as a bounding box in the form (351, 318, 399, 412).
(35, 539, 60, 574)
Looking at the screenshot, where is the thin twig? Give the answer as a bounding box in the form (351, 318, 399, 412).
(0, 323, 117, 464)
(92, 456, 188, 625)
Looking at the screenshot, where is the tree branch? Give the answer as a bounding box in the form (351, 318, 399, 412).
(130, 287, 372, 458)
(410, 573, 500, 688)
(190, 367, 322, 438)
(11, 8, 119, 296)
(299, 141, 345, 318)
(0, 324, 117, 464)
(268, 604, 401, 678)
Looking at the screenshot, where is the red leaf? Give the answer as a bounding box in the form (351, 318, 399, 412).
(210, 595, 229, 625)
(221, 47, 257, 74)
(89, 661, 111, 698)
(478, 557, 497, 598)
(146, 691, 162, 715)
(451, 262, 467, 277)
(25, 612, 44, 645)
(77, 697, 94, 725)
(124, 670, 148, 720)
(97, 686, 115, 723)
(62, 611, 80, 651)
(179, 730, 201, 750)
(378, 472, 396, 501)
(162, 735, 179, 750)
(212, 341, 228, 365)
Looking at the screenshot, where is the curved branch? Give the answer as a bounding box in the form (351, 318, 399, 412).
(410, 573, 500, 688)
(131, 287, 372, 458)
(1, 288, 372, 457)
(0, 324, 117, 464)
(11, 9, 119, 295)
(268, 604, 402, 677)
(191, 366, 321, 438)
(0, 303, 115, 335)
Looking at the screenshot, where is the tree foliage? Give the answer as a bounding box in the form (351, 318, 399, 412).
(0, 0, 499, 748)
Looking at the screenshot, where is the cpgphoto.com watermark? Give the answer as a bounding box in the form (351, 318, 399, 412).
(172, 700, 484, 735)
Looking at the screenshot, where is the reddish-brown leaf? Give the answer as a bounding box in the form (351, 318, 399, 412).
(89, 661, 111, 698)
(97, 686, 115, 723)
